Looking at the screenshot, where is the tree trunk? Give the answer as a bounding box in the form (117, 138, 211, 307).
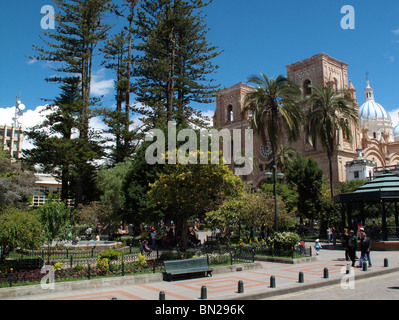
(328, 149, 334, 199)
(124, 6, 134, 158)
(167, 27, 176, 123)
(175, 216, 188, 253)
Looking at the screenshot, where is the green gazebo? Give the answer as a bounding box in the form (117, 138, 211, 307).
(335, 172, 399, 241)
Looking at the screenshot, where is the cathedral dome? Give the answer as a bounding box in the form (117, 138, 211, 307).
(359, 100, 390, 120)
(394, 124, 399, 137)
(359, 78, 391, 121)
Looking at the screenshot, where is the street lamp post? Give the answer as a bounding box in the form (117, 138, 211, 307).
(265, 165, 284, 232)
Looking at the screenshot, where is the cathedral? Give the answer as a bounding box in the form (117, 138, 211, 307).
(213, 53, 399, 188)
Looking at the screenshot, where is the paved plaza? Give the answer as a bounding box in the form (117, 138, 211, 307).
(1, 243, 399, 301)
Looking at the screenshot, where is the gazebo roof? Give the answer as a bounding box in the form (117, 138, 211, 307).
(335, 172, 399, 203)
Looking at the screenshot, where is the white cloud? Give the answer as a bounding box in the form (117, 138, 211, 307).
(91, 68, 114, 96)
(0, 105, 51, 150)
(392, 28, 399, 35)
(389, 108, 399, 126)
(26, 59, 38, 65)
(0, 107, 16, 127)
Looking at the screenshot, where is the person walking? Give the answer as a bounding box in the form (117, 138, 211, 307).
(332, 226, 337, 246)
(359, 232, 372, 268)
(314, 239, 322, 255)
(342, 228, 350, 261)
(150, 227, 157, 250)
(347, 230, 358, 267)
(327, 227, 332, 243)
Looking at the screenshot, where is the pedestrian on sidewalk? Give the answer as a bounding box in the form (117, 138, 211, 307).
(332, 226, 337, 246)
(150, 227, 157, 250)
(341, 228, 350, 261)
(359, 232, 372, 268)
(314, 239, 322, 255)
(347, 230, 357, 267)
(327, 227, 332, 243)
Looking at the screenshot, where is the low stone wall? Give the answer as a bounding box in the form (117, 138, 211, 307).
(371, 241, 399, 251)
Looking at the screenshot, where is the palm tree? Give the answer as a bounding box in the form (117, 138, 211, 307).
(267, 144, 297, 173)
(306, 85, 359, 199)
(242, 73, 304, 168)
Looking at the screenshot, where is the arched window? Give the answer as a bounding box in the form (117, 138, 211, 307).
(303, 79, 312, 96)
(227, 105, 233, 122)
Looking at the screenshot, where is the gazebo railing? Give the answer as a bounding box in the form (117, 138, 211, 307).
(365, 226, 399, 240)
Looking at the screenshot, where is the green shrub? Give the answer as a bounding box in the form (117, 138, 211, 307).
(159, 251, 180, 261)
(74, 264, 84, 271)
(267, 232, 300, 251)
(97, 257, 110, 270)
(53, 261, 64, 271)
(137, 253, 147, 267)
(97, 249, 121, 261)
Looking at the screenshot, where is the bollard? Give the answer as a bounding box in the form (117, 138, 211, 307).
(323, 268, 329, 279)
(237, 280, 244, 293)
(384, 258, 389, 268)
(270, 276, 276, 288)
(362, 260, 368, 271)
(346, 265, 351, 274)
(200, 286, 207, 300)
(159, 291, 166, 300)
(9, 268, 13, 288)
(298, 272, 304, 283)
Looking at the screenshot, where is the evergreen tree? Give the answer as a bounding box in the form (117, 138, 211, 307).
(101, 30, 133, 163)
(285, 155, 325, 223)
(133, 0, 221, 128)
(29, 0, 115, 204)
(100, 0, 143, 164)
(24, 78, 103, 204)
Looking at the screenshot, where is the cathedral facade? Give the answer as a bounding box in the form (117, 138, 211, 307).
(213, 53, 399, 187)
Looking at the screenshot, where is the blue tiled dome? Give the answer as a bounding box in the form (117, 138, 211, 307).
(359, 100, 390, 120)
(359, 78, 391, 121)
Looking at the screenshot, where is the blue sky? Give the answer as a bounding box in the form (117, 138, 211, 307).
(1, 0, 399, 129)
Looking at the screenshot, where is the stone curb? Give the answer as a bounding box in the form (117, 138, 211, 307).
(255, 256, 318, 264)
(221, 266, 399, 300)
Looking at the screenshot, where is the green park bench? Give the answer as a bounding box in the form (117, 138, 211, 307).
(163, 257, 213, 281)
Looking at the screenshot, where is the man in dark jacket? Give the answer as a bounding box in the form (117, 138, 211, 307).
(347, 230, 357, 267)
(359, 232, 372, 268)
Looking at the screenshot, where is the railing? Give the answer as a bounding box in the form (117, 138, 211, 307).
(0, 257, 165, 288)
(364, 226, 399, 240)
(0, 245, 256, 288)
(0, 242, 311, 288)
(13, 246, 137, 262)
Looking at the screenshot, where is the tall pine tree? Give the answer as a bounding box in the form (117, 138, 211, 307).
(133, 0, 221, 128)
(29, 0, 114, 204)
(100, 0, 143, 164)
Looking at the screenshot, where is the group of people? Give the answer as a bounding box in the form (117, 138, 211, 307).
(314, 227, 372, 268)
(141, 221, 202, 254)
(342, 228, 372, 268)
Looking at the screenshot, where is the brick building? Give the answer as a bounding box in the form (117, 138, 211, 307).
(213, 53, 399, 187)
